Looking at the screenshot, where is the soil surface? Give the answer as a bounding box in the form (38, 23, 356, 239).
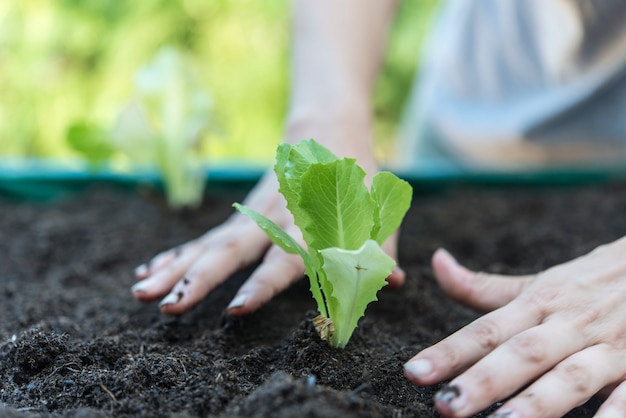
(2, 180, 625, 417)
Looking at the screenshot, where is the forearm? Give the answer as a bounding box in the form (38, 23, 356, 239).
(284, 0, 398, 165)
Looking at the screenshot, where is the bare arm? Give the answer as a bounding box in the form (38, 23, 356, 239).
(286, 0, 398, 172)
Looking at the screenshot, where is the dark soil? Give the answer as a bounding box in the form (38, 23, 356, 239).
(2, 180, 625, 417)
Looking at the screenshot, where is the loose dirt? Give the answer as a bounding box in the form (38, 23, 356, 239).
(2, 181, 623, 417)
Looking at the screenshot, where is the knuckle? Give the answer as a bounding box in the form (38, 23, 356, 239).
(222, 237, 243, 253)
(554, 360, 593, 393)
(519, 391, 549, 415)
(265, 247, 303, 270)
(519, 283, 562, 316)
(250, 274, 282, 300)
(464, 371, 497, 402)
(507, 332, 546, 364)
(222, 238, 255, 267)
(437, 343, 463, 371)
(570, 304, 603, 328)
(465, 318, 502, 352)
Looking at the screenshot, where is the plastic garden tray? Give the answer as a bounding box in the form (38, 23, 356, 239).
(1, 158, 626, 201)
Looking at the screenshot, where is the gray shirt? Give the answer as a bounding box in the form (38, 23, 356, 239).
(399, 0, 626, 169)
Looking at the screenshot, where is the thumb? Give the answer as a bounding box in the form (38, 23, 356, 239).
(432, 248, 534, 312)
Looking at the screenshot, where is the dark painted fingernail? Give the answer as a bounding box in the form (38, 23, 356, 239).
(434, 384, 464, 411)
(489, 410, 517, 418)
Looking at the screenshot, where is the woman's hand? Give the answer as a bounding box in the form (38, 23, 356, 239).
(131, 168, 405, 316)
(404, 236, 626, 418)
(132, 171, 304, 315)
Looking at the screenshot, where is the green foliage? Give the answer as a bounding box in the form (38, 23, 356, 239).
(0, 1, 439, 165)
(65, 47, 213, 209)
(0, 0, 289, 163)
(234, 140, 413, 348)
(114, 47, 213, 209)
(66, 122, 114, 169)
(319, 241, 395, 348)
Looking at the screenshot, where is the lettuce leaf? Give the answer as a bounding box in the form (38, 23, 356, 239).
(320, 240, 395, 348)
(234, 139, 412, 348)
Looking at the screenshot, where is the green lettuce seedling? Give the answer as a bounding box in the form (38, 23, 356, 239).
(234, 140, 412, 348)
(66, 47, 213, 210)
(109, 47, 213, 209)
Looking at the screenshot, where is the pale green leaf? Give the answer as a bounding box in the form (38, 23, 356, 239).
(274, 140, 338, 243)
(274, 139, 338, 206)
(320, 240, 395, 348)
(299, 159, 374, 251)
(371, 172, 413, 244)
(233, 203, 327, 316)
(233, 203, 307, 258)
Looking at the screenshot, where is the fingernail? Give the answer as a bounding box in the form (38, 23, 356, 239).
(160, 291, 183, 307)
(436, 248, 457, 264)
(227, 294, 247, 310)
(131, 281, 150, 294)
(434, 384, 465, 413)
(489, 409, 518, 418)
(134, 264, 149, 276)
(404, 359, 433, 379)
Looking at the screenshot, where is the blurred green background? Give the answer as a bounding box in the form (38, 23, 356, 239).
(0, 0, 438, 168)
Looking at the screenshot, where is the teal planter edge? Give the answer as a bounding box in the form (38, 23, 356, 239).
(1, 158, 626, 201)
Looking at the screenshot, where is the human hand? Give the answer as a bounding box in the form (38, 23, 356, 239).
(404, 237, 626, 417)
(131, 167, 405, 317)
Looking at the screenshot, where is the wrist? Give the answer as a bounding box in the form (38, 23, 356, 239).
(283, 100, 378, 180)
(285, 100, 373, 150)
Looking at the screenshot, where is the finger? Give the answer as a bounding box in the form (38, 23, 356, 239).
(487, 344, 622, 418)
(595, 380, 626, 418)
(157, 227, 271, 315)
(131, 243, 209, 302)
(227, 224, 307, 315)
(134, 245, 183, 279)
(132, 220, 240, 281)
(227, 246, 306, 315)
(132, 221, 268, 303)
(386, 265, 406, 288)
(432, 248, 534, 312)
(430, 321, 587, 417)
(382, 230, 404, 288)
(405, 300, 539, 386)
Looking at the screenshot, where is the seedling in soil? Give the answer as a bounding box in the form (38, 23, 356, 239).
(234, 140, 412, 348)
(68, 47, 214, 210)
